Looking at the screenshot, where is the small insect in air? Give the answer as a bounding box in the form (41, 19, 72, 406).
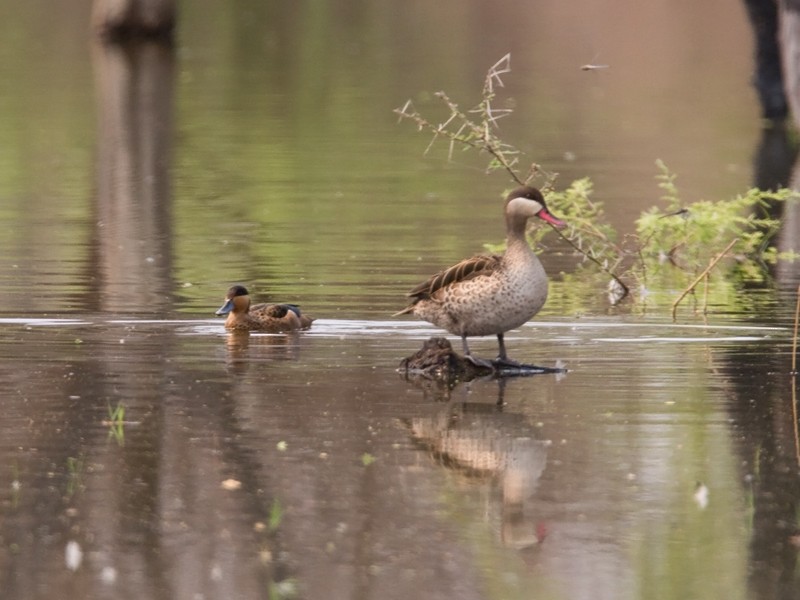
(580, 62, 610, 71)
(580, 54, 610, 71)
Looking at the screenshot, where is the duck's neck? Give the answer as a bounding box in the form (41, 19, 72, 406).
(505, 215, 533, 253)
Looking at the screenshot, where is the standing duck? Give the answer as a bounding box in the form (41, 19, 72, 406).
(394, 186, 564, 367)
(215, 285, 314, 332)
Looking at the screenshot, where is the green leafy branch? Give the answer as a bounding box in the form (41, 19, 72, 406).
(394, 54, 629, 298)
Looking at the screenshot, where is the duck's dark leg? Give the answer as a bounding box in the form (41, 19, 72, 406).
(497, 333, 508, 360)
(493, 333, 565, 373)
(494, 333, 523, 368)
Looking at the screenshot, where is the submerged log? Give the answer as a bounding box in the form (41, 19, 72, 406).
(399, 337, 567, 382)
(399, 337, 492, 381)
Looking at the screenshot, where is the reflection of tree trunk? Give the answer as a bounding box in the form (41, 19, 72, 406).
(92, 0, 176, 41)
(776, 187, 800, 281)
(90, 39, 175, 312)
(781, 0, 800, 122)
(720, 350, 800, 600)
(777, 2, 800, 276)
(782, 0, 800, 154)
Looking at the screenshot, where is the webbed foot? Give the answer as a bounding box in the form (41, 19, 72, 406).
(465, 354, 496, 370)
(491, 357, 567, 375)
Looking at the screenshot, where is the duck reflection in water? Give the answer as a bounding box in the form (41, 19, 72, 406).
(215, 285, 314, 332)
(407, 379, 550, 551)
(222, 329, 309, 374)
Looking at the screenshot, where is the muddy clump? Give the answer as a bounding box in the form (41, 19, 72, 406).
(399, 337, 491, 381)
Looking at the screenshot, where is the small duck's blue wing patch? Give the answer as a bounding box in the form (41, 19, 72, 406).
(282, 304, 303, 318)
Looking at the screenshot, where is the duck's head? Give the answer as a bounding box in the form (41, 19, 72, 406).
(215, 284, 250, 316)
(505, 186, 565, 228)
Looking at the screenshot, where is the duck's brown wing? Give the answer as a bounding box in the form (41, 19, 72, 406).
(251, 303, 313, 329)
(250, 303, 292, 318)
(396, 254, 501, 314)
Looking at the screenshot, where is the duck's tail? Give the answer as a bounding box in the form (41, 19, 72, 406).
(392, 306, 414, 317)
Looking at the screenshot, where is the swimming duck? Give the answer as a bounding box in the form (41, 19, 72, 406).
(394, 186, 564, 367)
(215, 285, 314, 332)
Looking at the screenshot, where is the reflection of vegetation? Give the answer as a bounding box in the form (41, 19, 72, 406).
(10, 463, 21, 509)
(66, 455, 85, 497)
(268, 498, 283, 532)
(269, 578, 299, 600)
(105, 401, 126, 446)
(396, 55, 799, 312)
(262, 498, 298, 600)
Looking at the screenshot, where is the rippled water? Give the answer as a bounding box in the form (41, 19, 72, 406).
(1, 1, 799, 599)
(1, 314, 798, 599)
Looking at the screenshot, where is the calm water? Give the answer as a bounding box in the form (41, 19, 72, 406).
(1, 1, 799, 599)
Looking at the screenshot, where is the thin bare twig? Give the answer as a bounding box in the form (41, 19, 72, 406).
(792, 379, 800, 467)
(551, 227, 630, 299)
(793, 284, 800, 465)
(671, 238, 738, 321)
(792, 284, 800, 373)
(485, 53, 511, 94)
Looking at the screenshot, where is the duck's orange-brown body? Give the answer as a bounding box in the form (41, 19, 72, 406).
(215, 285, 314, 332)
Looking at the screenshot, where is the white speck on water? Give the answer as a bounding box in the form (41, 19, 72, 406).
(694, 482, 709, 509)
(100, 566, 117, 584)
(65, 540, 83, 571)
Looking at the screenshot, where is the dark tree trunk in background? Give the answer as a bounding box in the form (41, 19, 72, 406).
(743, 1, 800, 269)
(743, 0, 788, 119)
(777, 0, 800, 268)
(92, 0, 175, 41)
(743, 0, 800, 122)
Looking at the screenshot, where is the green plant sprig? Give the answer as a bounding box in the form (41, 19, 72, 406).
(536, 179, 630, 297)
(394, 54, 556, 189)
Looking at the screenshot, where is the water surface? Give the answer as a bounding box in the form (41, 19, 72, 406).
(1, 1, 799, 599)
